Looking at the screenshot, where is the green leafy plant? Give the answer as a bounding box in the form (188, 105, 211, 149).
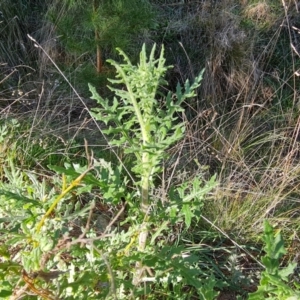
(248, 220, 300, 300)
(89, 43, 209, 284)
(0, 44, 219, 299)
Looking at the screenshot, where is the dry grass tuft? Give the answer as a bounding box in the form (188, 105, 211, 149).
(244, 1, 276, 27)
(159, 0, 300, 245)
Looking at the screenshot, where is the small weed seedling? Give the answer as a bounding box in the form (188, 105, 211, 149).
(248, 220, 300, 299)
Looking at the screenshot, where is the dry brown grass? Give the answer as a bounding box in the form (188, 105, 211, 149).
(157, 0, 300, 246)
(244, 1, 276, 27)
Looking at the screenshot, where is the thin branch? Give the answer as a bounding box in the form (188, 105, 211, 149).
(65, 203, 126, 247)
(200, 214, 264, 268)
(92, 246, 117, 300)
(80, 200, 96, 247)
(103, 202, 126, 234)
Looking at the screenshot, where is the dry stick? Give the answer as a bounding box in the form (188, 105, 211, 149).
(10, 282, 30, 300)
(103, 203, 126, 234)
(65, 203, 125, 247)
(0, 68, 17, 85)
(166, 141, 185, 192)
(79, 200, 96, 247)
(92, 246, 117, 300)
(11, 273, 57, 300)
(25, 79, 44, 153)
(36, 201, 118, 273)
(178, 41, 195, 80)
(200, 214, 264, 268)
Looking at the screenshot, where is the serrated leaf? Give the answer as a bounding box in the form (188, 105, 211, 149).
(182, 204, 193, 229)
(278, 262, 297, 280)
(6, 235, 26, 246)
(150, 221, 169, 244)
(197, 275, 220, 300)
(0, 190, 42, 207)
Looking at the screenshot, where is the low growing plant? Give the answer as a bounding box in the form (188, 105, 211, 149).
(248, 220, 300, 300)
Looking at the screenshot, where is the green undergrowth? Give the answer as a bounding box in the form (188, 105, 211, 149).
(248, 220, 300, 299)
(0, 44, 220, 299)
(1, 43, 299, 299)
(0, 117, 87, 173)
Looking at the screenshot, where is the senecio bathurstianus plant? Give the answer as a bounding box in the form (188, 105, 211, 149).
(89, 43, 205, 285)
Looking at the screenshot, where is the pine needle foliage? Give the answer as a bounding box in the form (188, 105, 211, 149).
(47, 0, 157, 73)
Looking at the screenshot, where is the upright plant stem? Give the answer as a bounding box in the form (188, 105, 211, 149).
(93, 0, 102, 73)
(139, 152, 150, 248)
(130, 91, 151, 284)
(133, 162, 150, 285)
(95, 30, 102, 73)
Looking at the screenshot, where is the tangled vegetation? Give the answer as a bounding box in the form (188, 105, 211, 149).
(0, 0, 300, 299)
